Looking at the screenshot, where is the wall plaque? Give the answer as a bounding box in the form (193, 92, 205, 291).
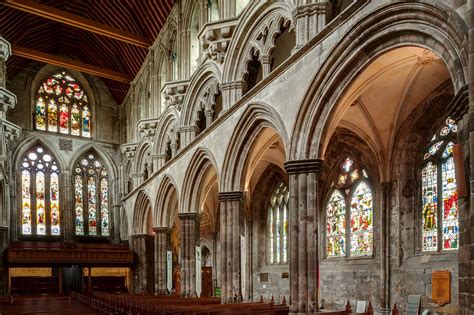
(59, 139, 72, 151)
(432, 270, 451, 305)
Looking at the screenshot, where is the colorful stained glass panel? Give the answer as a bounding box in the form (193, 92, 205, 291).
(326, 190, 346, 257)
(422, 162, 438, 251)
(88, 176, 97, 235)
(442, 156, 458, 250)
(35, 97, 46, 131)
(50, 172, 60, 235)
(21, 170, 32, 235)
(100, 178, 109, 236)
(59, 104, 69, 134)
(350, 182, 373, 256)
(36, 171, 46, 235)
(75, 175, 84, 235)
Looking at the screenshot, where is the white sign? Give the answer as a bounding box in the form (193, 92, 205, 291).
(166, 250, 172, 293)
(195, 246, 202, 297)
(240, 235, 246, 300)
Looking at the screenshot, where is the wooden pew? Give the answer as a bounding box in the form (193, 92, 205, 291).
(71, 291, 289, 315)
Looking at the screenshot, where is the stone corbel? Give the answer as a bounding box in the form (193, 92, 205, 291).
(162, 80, 189, 111)
(0, 37, 11, 62)
(138, 118, 160, 141)
(199, 17, 238, 64)
(0, 88, 17, 118)
(120, 143, 138, 164)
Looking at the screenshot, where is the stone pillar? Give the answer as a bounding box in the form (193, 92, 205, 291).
(0, 38, 20, 296)
(178, 213, 200, 297)
(179, 126, 201, 147)
(204, 110, 214, 128)
(380, 182, 391, 309)
(131, 234, 155, 293)
(218, 191, 245, 303)
(284, 159, 322, 314)
(293, 0, 331, 51)
(154, 227, 171, 294)
(261, 55, 273, 78)
(113, 204, 121, 244)
(221, 81, 246, 110)
(460, 1, 474, 311)
(0, 227, 8, 295)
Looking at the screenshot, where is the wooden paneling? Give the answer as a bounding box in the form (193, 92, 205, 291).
(1, 0, 175, 104)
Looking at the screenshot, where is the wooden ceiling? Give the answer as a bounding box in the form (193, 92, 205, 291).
(1, 0, 174, 104)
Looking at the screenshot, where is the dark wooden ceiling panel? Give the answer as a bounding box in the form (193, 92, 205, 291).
(1, 0, 174, 104)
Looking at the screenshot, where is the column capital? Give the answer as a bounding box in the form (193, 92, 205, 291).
(152, 227, 172, 234)
(0, 38, 11, 62)
(218, 191, 245, 201)
(284, 158, 323, 174)
(178, 212, 201, 221)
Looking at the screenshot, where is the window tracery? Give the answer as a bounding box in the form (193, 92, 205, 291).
(421, 118, 458, 251)
(74, 152, 109, 236)
(20, 146, 60, 236)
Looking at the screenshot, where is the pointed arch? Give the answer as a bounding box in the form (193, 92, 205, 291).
(155, 175, 180, 228)
(133, 190, 153, 235)
(181, 147, 220, 214)
(181, 61, 222, 128)
(220, 103, 289, 192)
(290, 1, 468, 165)
(134, 138, 153, 177)
(222, 1, 294, 83)
(153, 106, 180, 161)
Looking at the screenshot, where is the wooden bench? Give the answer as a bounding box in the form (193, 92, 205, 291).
(71, 291, 289, 315)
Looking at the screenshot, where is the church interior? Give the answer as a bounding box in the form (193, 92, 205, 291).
(0, 0, 473, 314)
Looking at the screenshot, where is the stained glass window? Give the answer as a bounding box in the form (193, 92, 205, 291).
(325, 158, 373, 258)
(20, 146, 60, 236)
(268, 182, 289, 264)
(74, 152, 109, 236)
(35, 71, 91, 137)
(421, 118, 459, 252)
